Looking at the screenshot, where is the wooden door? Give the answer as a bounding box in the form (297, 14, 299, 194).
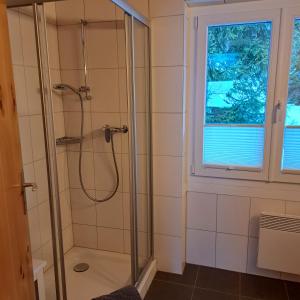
(0, 1, 35, 299)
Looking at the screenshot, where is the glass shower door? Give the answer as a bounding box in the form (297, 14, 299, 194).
(126, 14, 153, 283)
(133, 18, 152, 277)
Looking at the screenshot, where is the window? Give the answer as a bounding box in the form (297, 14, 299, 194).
(204, 22, 272, 169)
(282, 19, 300, 171)
(190, 3, 300, 182)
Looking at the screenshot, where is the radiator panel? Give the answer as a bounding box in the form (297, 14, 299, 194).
(257, 213, 300, 275)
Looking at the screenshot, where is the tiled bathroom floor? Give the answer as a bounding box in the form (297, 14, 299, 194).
(145, 264, 300, 300)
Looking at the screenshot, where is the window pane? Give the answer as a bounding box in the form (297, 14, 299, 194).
(203, 22, 272, 168)
(205, 22, 272, 124)
(282, 19, 300, 170)
(203, 127, 264, 167)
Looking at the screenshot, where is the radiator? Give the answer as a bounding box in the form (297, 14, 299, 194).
(257, 213, 300, 275)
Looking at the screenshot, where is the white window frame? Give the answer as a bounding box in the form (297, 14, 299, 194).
(270, 6, 300, 184)
(190, 6, 281, 181)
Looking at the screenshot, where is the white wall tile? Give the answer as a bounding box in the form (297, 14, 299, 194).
(64, 111, 93, 151)
(54, 112, 65, 139)
(44, 2, 57, 25)
(286, 201, 300, 216)
(42, 240, 54, 270)
(60, 191, 72, 229)
(30, 115, 46, 161)
(34, 158, 50, 204)
(216, 233, 248, 273)
(187, 192, 217, 231)
(47, 23, 60, 70)
(119, 69, 128, 113)
(247, 237, 280, 278)
(84, 0, 116, 21)
(96, 192, 123, 229)
(150, 0, 184, 17)
(249, 198, 285, 237)
(8, 10, 23, 65)
(136, 113, 147, 155)
(58, 25, 83, 69)
(73, 224, 97, 248)
(136, 155, 148, 194)
(68, 151, 95, 189)
(63, 226, 74, 253)
(56, 151, 68, 192)
(153, 156, 182, 197)
(98, 227, 124, 253)
(137, 194, 149, 232)
(70, 188, 96, 226)
(86, 24, 118, 69)
(217, 195, 250, 236)
(121, 154, 130, 194)
(13, 66, 28, 116)
(89, 69, 120, 113)
(25, 67, 42, 115)
(20, 13, 38, 67)
(152, 113, 183, 156)
(94, 152, 121, 191)
(55, 0, 84, 25)
(28, 206, 41, 251)
(38, 201, 52, 245)
(154, 234, 183, 274)
(123, 193, 130, 230)
(152, 67, 184, 113)
(18, 116, 33, 164)
(124, 229, 131, 254)
(154, 196, 181, 236)
(186, 229, 215, 267)
(151, 16, 184, 66)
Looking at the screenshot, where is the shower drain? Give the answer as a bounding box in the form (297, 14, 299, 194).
(73, 263, 90, 272)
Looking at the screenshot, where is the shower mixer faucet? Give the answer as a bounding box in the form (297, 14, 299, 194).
(102, 125, 128, 143)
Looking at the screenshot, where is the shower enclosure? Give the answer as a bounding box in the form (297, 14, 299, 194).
(7, 0, 153, 299)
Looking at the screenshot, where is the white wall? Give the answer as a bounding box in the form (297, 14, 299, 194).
(55, 0, 134, 254)
(184, 1, 300, 282)
(150, 0, 187, 274)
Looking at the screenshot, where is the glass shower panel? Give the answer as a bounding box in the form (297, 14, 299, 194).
(7, 4, 65, 300)
(132, 18, 152, 276)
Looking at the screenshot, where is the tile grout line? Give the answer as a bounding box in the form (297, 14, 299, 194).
(190, 266, 199, 300)
(283, 280, 290, 300)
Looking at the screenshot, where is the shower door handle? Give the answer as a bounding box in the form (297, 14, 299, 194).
(22, 182, 38, 192)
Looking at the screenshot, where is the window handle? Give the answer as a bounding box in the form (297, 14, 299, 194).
(273, 103, 282, 124)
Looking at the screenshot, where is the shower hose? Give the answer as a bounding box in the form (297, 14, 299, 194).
(78, 92, 119, 203)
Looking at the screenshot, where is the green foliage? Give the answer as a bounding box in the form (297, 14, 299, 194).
(206, 22, 272, 124)
(288, 20, 300, 106)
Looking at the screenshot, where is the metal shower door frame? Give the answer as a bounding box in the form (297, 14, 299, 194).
(124, 13, 154, 286)
(32, 3, 67, 300)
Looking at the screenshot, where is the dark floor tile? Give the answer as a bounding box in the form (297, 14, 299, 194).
(145, 280, 193, 300)
(154, 264, 198, 286)
(241, 274, 288, 300)
(196, 266, 239, 295)
(192, 288, 238, 300)
(285, 280, 300, 300)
